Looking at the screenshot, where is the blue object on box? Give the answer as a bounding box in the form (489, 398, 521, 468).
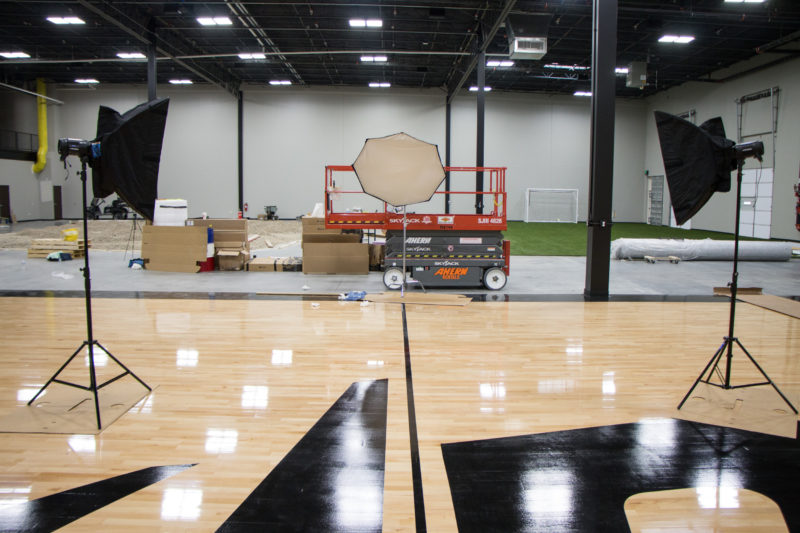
(342, 291, 367, 301)
(47, 252, 72, 261)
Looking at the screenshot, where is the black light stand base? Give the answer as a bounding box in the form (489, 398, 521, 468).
(677, 335, 798, 414)
(27, 341, 152, 430)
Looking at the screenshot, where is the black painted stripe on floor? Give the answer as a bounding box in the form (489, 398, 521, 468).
(0, 464, 195, 532)
(442, 419, 800, 532)
(402, 303, 427, 533)
(217, 379, 388, 532)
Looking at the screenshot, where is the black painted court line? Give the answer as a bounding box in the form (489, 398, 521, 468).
(0, 464, 195, 532)
(217, 379, 388, 532)
(442, 419, 800, 532)
(402, 303, 427, 533)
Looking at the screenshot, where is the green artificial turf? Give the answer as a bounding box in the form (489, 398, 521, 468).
(503, 221, 759, 256)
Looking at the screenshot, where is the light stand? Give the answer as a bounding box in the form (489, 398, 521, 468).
(677, 149, 797, 414)
(399, 205, 425, 297)
(28, 154, 151, 430)
(124, 213, 141, 262)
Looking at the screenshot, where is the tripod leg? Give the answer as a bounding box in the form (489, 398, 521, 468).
(677, 339, 728, 410)
(734, 338, 798, 414)
(95, 342, 151, 391)
(27, 342, 88, 405)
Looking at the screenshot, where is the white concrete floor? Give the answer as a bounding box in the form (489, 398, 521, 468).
(0, 245, 797, 297)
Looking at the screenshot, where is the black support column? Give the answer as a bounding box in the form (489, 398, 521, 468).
(476, 50, 485, 215)
(445, 98, 452, 214)
(238, 92, 244, 215)
(584, 0, 617, 300)
(147, 42, 156, 101)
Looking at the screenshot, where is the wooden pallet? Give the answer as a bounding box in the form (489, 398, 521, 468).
(27, 239, 91, 258)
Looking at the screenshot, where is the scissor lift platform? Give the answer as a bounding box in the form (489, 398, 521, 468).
(324, 165, 510, 290)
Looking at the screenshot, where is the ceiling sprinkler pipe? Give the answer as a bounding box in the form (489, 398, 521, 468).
(32, 78, 48, 174)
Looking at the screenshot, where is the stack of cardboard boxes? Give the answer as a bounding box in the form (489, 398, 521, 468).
(141, 218, 250, 272)
(301, 217, 368, 274)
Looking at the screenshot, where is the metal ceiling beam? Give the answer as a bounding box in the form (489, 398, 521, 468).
(75, 0, 241, 97)
(446, 0, 517, 103)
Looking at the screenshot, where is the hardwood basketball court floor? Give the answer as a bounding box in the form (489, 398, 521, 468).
(0, 293, 798, 531)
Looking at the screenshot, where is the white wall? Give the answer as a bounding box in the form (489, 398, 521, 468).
(242, 86, 445, 219)
(451, 92, 647, 222)
(644, 55, 800, 241)
(4, 83, 650, 222)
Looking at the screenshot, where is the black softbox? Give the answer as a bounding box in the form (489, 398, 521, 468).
(654, 111, 736, 225)
(90, 97, 169, 221)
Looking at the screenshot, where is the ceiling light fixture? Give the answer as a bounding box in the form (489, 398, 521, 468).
(117, 52, 146, 59)
(487, 60, 514, 67)
(75, 78, 99, 84)
(0, 51, 31, 59)
(169, 79, 193, 84)
(615, 67, 629, 74)
(368, 82, 391, 88)
(723, 0, 765, 3)
(47, 16, 85, 25)
(269, 80, 292, 85)
(574, 91, 592, 97)
(350, 19, 382, 28)
(544, 63, 590, 71)
(658, 35, 695, 44)
(469, 86, 492, 91)
(360, 55, 388, 62)
(197, 17, 232, 26)
(239, 52, 266, 60)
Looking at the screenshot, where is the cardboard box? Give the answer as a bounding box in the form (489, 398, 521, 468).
(153, 199, 188, 226)
(217, 249, 249, 271)
(187, 219, 249, 252)
(141, 225, 207, 272)
(248, 257, 275, 272)
(369, 243, 385, 268)
(303, 242, 368, 274)
(302, 233, 361, 245)
(301, 216, 341, 235)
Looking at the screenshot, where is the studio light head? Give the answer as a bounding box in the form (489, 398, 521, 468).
(57, 138, 94, 162)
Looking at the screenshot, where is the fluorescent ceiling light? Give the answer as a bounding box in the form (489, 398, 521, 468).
(724, 0, 765, 3)
(117, 52, 146, 59)
(350, 19, 382, 28)
(487, 60, 514, 67)
(368, 82, 391, 88)
(574, 91, 592, 97)
(659, 35, 695, 43)
(0, 52, 31, 59)
(469, 86, 492, 91)
(47, 16, 85, 25)
(544, 63, 590, 71)
(169, 79, 193, 84)
(269, 80, 292, 85)
(197, 17, 232, 26)
(360, 55, 388, 62)
(74, 78, 99, 84)
(615, 67, 629, 74)
(239, 52, 266, 60)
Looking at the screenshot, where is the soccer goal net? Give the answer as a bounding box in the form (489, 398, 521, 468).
(524, 188, 579, 223)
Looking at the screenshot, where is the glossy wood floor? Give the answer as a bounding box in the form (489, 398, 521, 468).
(0, 295, 798, 531)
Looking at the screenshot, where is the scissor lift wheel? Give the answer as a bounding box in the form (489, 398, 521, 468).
(483, 267, 507, 290)
(383, 267, 404, 290)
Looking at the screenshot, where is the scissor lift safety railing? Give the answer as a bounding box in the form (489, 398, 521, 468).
(324, 165, 507, 231)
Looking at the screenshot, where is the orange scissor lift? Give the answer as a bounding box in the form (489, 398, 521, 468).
(324, 165, 510, 290)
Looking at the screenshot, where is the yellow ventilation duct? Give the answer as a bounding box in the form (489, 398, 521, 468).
(32, 78, 48, 174)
